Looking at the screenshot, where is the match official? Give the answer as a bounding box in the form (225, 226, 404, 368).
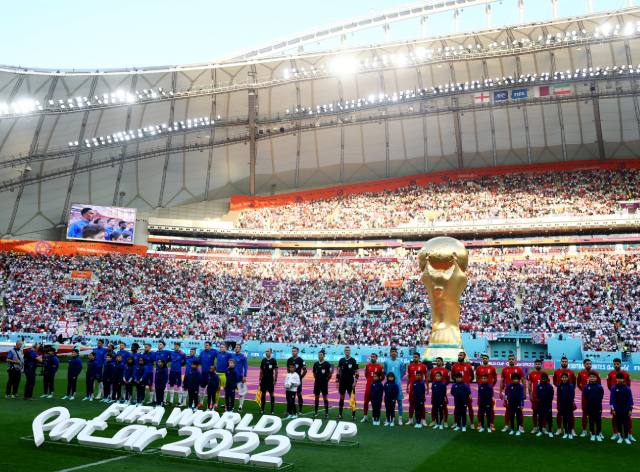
(259, 348, 278, 415)
(335, 346, 359, 420)
(287, 347, 307, 415)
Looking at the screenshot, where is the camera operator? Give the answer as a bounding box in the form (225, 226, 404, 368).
(23, 343, 43, 401)
(5, 340, 24, 398)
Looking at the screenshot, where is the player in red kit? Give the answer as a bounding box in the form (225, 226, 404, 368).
(576, 358, 602, 437)
(527, 359, 544, 434)
(553, 356, 577, 436)
(406, 352, 429, 426)
(450, 351, 475, 429)
(475, 354, 497, 431)
(607, 358, 635, 441)
(499, 354, 526, 432)
(429, 357, 450, 427)
(361, 353, 384, 423)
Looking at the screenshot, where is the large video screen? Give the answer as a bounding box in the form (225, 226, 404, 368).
(66, 204, 136, 244)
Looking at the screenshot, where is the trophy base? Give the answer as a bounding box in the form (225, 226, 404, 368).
(421, 343, 467, 363)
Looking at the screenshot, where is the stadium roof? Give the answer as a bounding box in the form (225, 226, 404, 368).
(1, 4, 640, 237)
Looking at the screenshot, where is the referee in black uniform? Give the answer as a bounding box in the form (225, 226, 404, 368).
(335, 346, 359, 420)
(312, 350, 332, 418)
(259, 348, 278, 415)
(286, 347, 307, 416)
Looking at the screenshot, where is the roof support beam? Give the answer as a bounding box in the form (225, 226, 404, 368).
(583, 43, 604, 162)
(59, 76, 98, 225)
(113, 75, 137, 206)
(204, 68, 217, 201)
(157, 71, 177, 209)
(5, 76, 58, 237)
(335, 67, 345, 182)
(291, 59, 302, 189)
(547, 49, 567, 161)
(557, 102, 567, 161)
(452, 101, 463, 170)
(482, 59, 497, 166)
(515, 57, 531, 164)
(249, 89, 257, 196)
(372, 50, 389, 177)
(592, 96, 606, 162)
(623, 39, 640, 139)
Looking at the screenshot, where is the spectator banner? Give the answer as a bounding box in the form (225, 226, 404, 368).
(147, 252, 398, 264)
(224, 331, 246, 343)
(230, 159, 640, 210)
(531, 333, 547, 345)
(0, 240, 147, 257)
(619, 201, 640, 210)
(56, 321, 78, 337)
(262, 280, 280, 287)
(71, 270, 92, 279)
(384, 280, 404, 288)
(512, 258, 538, 267)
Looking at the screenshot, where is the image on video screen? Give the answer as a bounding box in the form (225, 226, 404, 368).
(66, 204, 136, 244)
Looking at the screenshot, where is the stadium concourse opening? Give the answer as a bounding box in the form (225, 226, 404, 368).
(3, 1, 640, 469)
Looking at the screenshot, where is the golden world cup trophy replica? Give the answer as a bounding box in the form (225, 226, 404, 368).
(418, 237, 468, 362)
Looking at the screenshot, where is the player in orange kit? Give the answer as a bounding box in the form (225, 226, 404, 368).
(406, 352, 429, 426)
(606, 358, 635, 441)
(361, 353, 384, 423)
(553, 357, 577, 436)
(576, 359, 601, 437)
(451, 351, 475, 429)
(429, 357, 450, 427)
(475, 354, 497, 431)
(527, 359, 544, 434)
(499, 354, 526, 432)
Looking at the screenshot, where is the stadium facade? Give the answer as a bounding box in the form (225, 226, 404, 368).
(1, 2, 640, 241)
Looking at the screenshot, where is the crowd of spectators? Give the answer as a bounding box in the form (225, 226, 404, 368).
(2, 249, 638, 353)
(236, 169, 628, 230)
(518, 254, 640, 352)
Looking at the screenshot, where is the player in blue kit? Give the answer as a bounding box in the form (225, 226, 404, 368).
(184, 348, 200, 407)
(91, 340, 107, 400)
(142, 343, 156, 404)
(168, 342, 186, 405)
(117, 342, 130, 367)
(232, 344, 249, 412)
(199, 341, 218, 406)
(215, 344, 233, 409)
(154, 341, 171, 403)
(383, 347, 406, 425)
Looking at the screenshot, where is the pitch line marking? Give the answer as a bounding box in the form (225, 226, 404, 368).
(53, 455, 131, 472)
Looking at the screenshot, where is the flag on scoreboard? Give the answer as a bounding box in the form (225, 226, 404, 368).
(534, 85, 551, 97)
(493, 90, 508, 101)
(255, 389, 262, 407)
(511, 88, 528, 99)
(474, 92, 491, 103)
(554, 83, 571, 95)
(349, 391, 356, 412)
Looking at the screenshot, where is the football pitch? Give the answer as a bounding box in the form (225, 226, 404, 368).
(2, 363, 637, 472)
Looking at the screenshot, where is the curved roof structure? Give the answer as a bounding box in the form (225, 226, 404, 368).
(1, 4, 640, 237)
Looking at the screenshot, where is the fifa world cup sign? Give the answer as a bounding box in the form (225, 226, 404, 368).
(418, 237, 468, 362)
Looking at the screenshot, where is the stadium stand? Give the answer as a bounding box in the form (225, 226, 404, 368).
(2, 250, 638, 352)
(236, 169, 629, 230)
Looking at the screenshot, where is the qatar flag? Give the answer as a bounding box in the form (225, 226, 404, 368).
(534, 85, 551, 97)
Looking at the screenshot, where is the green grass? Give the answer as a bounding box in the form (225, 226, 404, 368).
(2, 364, 637, 472)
